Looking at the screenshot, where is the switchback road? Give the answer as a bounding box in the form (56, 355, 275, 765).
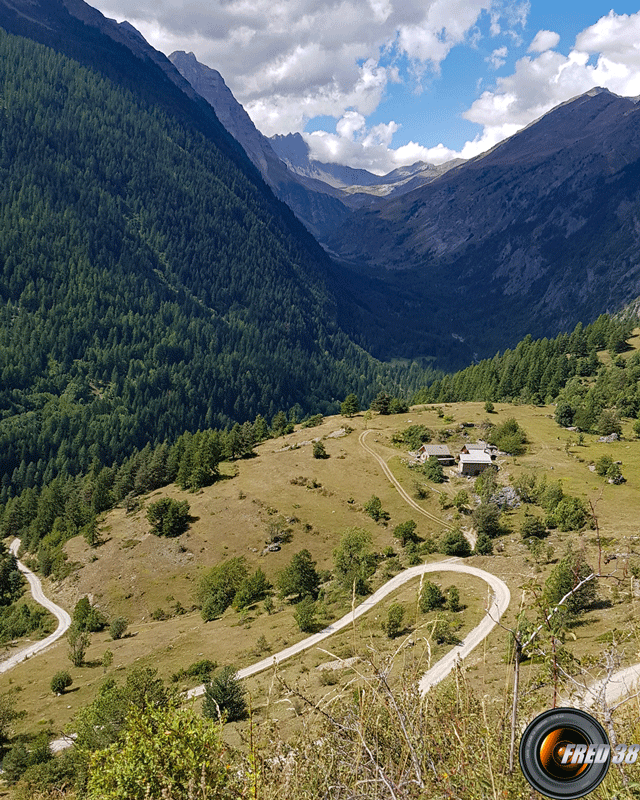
(0, 539, 72, 674)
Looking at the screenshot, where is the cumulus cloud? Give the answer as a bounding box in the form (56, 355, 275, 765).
(463, 10, 640, 158)
(528, 29, 560, 53)
(92, 0, 501, 138)
(89, 3, 640, 175)
(487, 46, 508, 69)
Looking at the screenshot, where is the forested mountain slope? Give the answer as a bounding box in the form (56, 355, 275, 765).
(326, 89, 640, 361)
(0, 25, 420, 497)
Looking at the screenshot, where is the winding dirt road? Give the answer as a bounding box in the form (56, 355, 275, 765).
(188, 560, 511, 698)
(0, 539, 72, 674)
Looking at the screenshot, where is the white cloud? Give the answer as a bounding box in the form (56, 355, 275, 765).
(89, 3, 640, 176)
(463, 9, 640, 152)
(487, 46, 508, 69)
(92, 0, 502, 139)
(528, 29, 560, 53)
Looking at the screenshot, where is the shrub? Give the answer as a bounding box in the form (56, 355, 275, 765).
(474, 532, 493, 555)
(488, 418, 527, 455)
(520, 514, 547, 539)
(393, 520, 419, 546)
(392, 424, 433, 450)
(333, 528, 377, 594)
(313, 441, 328, 459)
(544, 549, 597, 617)
(439, 528, 471, 557)
(447, 586, 461, 612)
(382, 603, 405, 638)
(363, 495, 388, 521)
(419, 581, 443, 612)
(86, 701, 238, 799)
(472, 503, 504, 539)
(294, 595, 317, 632)
(146, 498, 190, 537)
(109, 617, 128, 640)
(233, 568, 272, 610)
(67, 623, 90, 667)
(546, 496, 590, 531)
(202, 666, 248, 723)
(51, 670, 73, 694)
(422, 456, 444, 483)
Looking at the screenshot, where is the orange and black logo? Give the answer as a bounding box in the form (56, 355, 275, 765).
(519, 708, 612, 799)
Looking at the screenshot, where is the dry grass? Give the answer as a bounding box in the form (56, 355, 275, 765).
(3, 399, 640, 758)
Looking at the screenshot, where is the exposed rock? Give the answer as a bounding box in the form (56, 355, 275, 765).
(598, 433, 621, 443)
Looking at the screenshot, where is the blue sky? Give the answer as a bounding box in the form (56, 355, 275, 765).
(91, 0, 640, 173)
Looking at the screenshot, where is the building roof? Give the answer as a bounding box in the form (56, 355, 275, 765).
(419, 444, 453, 456)
(459, 451, 493, 465)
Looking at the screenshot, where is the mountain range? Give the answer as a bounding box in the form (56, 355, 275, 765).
(167, 50, 640, 363)
(1, 0, 640, 452)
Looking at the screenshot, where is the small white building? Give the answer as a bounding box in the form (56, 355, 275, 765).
(459, 451, 493, 476)
(460, 441, 498, 459)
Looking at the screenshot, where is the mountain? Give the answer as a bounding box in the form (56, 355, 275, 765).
(270, 132, 389, 188)
(167, 52, 458, 227)
(167, 50, 350, 240)
(0, 3, 421, 497)
(325, 88, 640, 359)
(269, 133, 461, 205)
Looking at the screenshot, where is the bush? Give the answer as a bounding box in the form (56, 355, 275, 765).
(363, 495, 388, 521)
(313, 441, 328, 459)
(333, 528, 377, 594)
(393, 520, 419, 546)
(146, 498, 190, 537)
(421, 456, 445, 483)
(546, 496, 590, 531)
(301, 414, 324, 428)
(277, 550, 320, 602)
(233, 568, 272, 609)
(520, 514, 546, 539)
(419, 581, 443, 612)
(597, 409, 621, 436)
(51, 670, 73, 694)
(67, 623, 90, 667)
(452, 490, 469, 511)
(86, 701, 238, 799)
(109, 617, 128, 640)
(392, 425, 433, 450)
(430, 618, 461, 645)
(474, 532, 493, 555)
(382, 603, 405, 638)
(472, 503, 504, 539)
(545, 549, 597, 617)
(199, 557, 248, 620)
(488, 418, 527, 455)
(439, 528, 471, 557)
(447, 586, 461, 612)
(595, 455, 623, 483)
(202, 666, 248, 723)
(294, 595, 317, 632)
(474, 467, 499, 501)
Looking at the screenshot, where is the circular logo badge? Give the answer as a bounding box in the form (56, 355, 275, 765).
(519, 708, 610, 799)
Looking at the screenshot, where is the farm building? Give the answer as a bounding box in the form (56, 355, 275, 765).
(417, 444, 455, 465)
(460, 441, 497, 459)
(459, 451, 493, 476)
